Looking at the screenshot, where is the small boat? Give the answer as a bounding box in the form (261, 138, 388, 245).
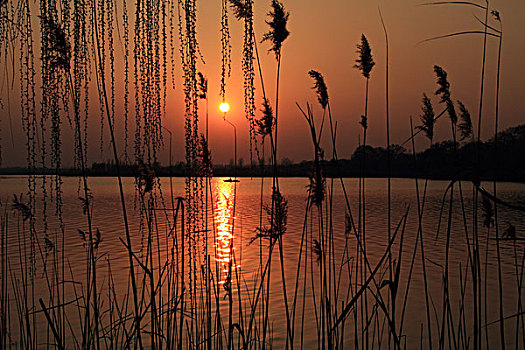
(223, 178, 240, 183)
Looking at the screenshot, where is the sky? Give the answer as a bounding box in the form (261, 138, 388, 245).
(1, 0, 524, 166)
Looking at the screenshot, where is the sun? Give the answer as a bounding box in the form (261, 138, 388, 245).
(219, 102, 230, 113)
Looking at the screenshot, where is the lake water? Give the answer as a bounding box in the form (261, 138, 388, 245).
(1, 176, 524, 349)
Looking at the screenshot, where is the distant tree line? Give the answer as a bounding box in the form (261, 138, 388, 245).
(1, 124, 524, 182)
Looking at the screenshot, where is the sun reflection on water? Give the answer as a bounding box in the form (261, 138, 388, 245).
(214, 180, 237, 284)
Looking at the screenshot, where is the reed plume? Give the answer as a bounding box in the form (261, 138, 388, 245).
(417, 93, 435, 141)
(354, 34, 375, 79)
(308, 70, 328, 109)
(254, 189, 288, 242)
(257, 98, 274, 139)
(434, 65, 457, 124)
(262, 0, 289, 57)
(457, 100, 473, 141)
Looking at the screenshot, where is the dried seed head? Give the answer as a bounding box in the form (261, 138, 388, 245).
(198, 134, 213, 177)
(354, 34, 375, 79)
(262, 0, 290, 58)
(308, 70, 329, 109)
(457, 100, 472, 141)
(417, 93, 435, 141)
(257, 98, 274, 139)
(433, 65, 457, 124)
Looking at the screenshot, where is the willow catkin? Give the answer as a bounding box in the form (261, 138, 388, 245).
(133, 0, 163, 165)
(107, 0, 115, 129)
(40, 1, 70, 231)
(161, 0, 167, 132)
(179, 1, 206, 338)
(123, 0, 130, 163)
(220, 0, 231, 100)
(20, 0, 37, 272)
(232, 0, 258, 165)
(169, 0, 176, 90)
(0, 1, 7, 166)
(97, 0, 106, 158)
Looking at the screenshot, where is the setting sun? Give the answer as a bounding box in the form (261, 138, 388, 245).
(219, 101, 230, 113)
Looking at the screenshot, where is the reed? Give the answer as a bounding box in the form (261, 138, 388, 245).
(354, 33, 375, 349)
(0, 2, 523, 350)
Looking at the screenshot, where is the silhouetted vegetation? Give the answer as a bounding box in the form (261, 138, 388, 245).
(2, 124, 523, 181)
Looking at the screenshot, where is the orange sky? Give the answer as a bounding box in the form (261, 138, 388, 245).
(169, 0, 525, 164)
(1, 0, 524, 166)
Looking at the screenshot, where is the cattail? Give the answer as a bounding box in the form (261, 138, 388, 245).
(417, 93, 435, 141)
(354, 34, 375, 79)
(433, 65, 457, 124)
(457, 100, 473, 141)
(262, 0, 289, 58)
(308, 70, 329, 109)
